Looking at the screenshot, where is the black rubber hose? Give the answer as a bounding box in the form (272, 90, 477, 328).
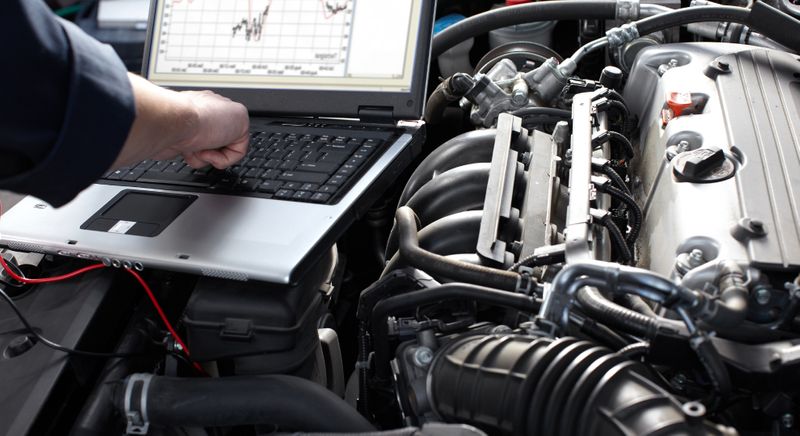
(510, 107, 571, 119)
(425, 73, 475, 124)
(616, 342, 650, 359)
(371, 283, 540, 379)
(384, 210, 484, 274)
(431, 1, 618, 58)
(576, 287, 669, 339)
(400, 130, 496, 205)
(620, 294, 658, 318)
(395, 206, 521, 291)
(116, 374, 375, 432)
(605, 184, 642, 245)
(636, 5, 750, 35)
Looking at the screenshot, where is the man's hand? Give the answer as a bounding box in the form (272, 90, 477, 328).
(111, 74, 250, 170)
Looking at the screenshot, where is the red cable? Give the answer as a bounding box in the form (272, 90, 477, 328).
(0, 200, 204, 374)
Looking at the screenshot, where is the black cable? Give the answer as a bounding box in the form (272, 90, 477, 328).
(0, 286, 151, 358)
(598, 164, 631, 196)
(616, 342, 650, 359)
(595, 214, 633, 263)
(603, 131, 635, 160)
(605, 185, 643, 245)
(508, 248, 566, 272)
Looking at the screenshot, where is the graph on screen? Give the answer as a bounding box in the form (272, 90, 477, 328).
(154, 0, 353, 77)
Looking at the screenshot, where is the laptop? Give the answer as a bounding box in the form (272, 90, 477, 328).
(0, 0, 434, 284)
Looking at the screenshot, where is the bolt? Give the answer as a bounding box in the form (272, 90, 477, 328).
(413, 347, 434, 368)
(688, 249, 705, 266)
(782, 413, 794, 429)
(755, 287, 771, 305)
(676, 140, 691, 153)
(717, 61, 730, 71)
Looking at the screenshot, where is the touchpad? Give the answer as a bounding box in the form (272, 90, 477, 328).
(81, 190, 197, 237)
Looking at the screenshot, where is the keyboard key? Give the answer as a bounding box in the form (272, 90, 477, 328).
(139, 170, 213, 187)
(300, 183, 320, 191)
(279, 171, 329, 184)
(253, 148, 270, 158)
(347, 155, 366, 166)
(134, 160, 156, 171)
(318, 151, 350, 166)
(328, 175, 346, 186)
(123, 169, 146, 181)
(237, 178, 260, 191)
(163, 162, 185, 173)
(262, 169, 281, 180)
(106, 169, 125, 180)
(279, 160, 299, 171)
(151, 161, 170, 171)
(310, 192, 331, 203)
(292, 190, 313, 201)
(257, 180, 283, 193)
(357, 146, 376, 155)
(283, 182, 302, 190)
(264, 159, 281, 169)
(244, 168, 264, 178)
(246, 158, 266, 168)
(318, 184, 338, 194)
(275, 189, 295, 199)
(297, 162, 338, 174)
(337, 164, 357, 176)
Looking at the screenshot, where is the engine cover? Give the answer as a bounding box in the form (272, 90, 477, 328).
(624, 43, 800, 277)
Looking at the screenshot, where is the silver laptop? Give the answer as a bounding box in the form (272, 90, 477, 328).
(0, 0, 434, 284)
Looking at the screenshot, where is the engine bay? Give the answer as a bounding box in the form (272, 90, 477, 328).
(3, 0, 800, 435)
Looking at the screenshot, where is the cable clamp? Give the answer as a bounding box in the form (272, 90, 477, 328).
(124, 373, 153, 435)
(516, 269, 535, 295)
(355, 352, 374, 370)
(606, 23, 640, 48)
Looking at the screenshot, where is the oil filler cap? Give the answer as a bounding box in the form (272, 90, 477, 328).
(672, 146, 735, 183)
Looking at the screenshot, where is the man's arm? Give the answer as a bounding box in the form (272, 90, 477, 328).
(112, 74, 249, 171)
(1, 0, 249, 207)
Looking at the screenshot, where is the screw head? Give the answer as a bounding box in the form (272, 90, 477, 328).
(782, 413, 794, 429)
(413, 347, 434, 367)
(755, 287, 771, 305)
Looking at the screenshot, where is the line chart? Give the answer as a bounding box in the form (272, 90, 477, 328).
(154, 0, 353, 77)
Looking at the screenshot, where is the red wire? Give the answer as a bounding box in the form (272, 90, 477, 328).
(0, 200, 204, 374)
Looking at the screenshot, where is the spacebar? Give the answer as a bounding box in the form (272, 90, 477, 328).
(138, 171, 213, 187)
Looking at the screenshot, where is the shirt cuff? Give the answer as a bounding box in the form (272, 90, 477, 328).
(0, 19, 135, 208)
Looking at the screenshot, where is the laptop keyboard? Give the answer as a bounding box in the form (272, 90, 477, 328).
(102, 126, 393, 204)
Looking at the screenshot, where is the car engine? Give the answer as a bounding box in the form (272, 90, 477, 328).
(3, 0, 800, 435)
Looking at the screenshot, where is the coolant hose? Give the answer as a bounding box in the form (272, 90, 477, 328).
(371, 284, 539, 379)
(424, 73, 475, 124)
(400, 130, 496, 205)
(633, 2, 800, 54)
(431, 0, 619, 58)
(395, 206, 521, 291)
(576, 287, 684, 338)
(115, 374, 375, 432)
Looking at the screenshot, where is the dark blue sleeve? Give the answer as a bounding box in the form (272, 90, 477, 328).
(0, 0, 136, 207)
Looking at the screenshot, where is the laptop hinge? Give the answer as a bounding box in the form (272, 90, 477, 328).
(358, 106, 395, 124)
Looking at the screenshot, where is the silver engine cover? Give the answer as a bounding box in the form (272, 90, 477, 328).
(624, 43, 800, 277)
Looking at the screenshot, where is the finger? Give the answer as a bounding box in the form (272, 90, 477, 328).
(182, 152, 208, 169)
(197, 143, 247, 169)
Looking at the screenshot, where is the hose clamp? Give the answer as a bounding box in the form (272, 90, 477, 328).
(124, 373, 154, 435)
(616, 0, 641, 21)
(606, 23, 640, 48)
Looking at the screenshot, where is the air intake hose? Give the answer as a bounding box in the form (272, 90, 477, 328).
(428, 335, 730, 436)
(115, 374, 375, 433)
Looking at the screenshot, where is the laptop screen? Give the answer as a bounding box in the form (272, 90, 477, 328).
(145, 0, 423, 94)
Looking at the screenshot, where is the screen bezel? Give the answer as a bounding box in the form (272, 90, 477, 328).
(141, 0, 435, 121)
